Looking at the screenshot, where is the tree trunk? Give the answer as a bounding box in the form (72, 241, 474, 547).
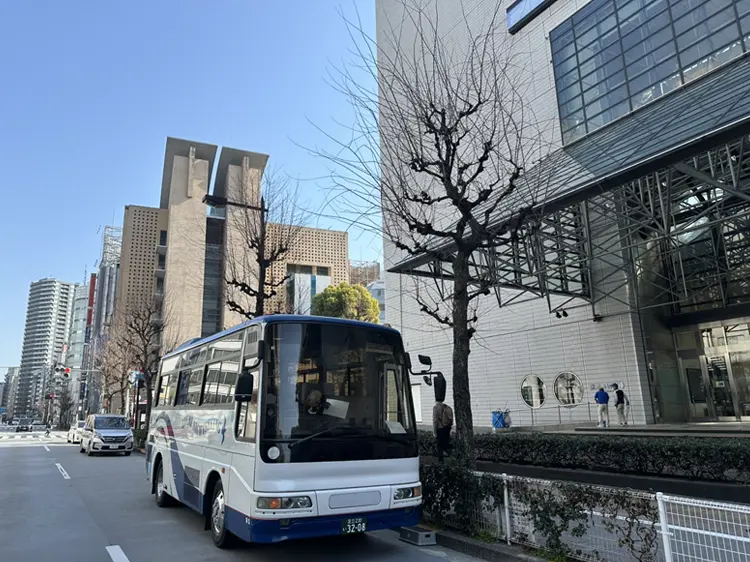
(144, 375, 153, 433)
(451, 252, 476, 464)
(255, 198, 267, 317)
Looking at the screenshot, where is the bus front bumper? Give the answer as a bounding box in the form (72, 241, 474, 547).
(225, 506, 420, 543)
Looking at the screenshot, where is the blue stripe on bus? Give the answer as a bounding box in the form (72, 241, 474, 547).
(225, 506, 420, 543)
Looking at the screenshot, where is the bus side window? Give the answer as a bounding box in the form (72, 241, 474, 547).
(236, 370, 259, 442)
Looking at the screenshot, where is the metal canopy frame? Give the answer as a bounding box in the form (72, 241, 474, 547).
(398, 133, 750, 319)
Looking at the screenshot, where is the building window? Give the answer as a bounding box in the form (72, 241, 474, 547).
(553, 372, 584, 407)
(521, 375, 546, 408)
(159, 230, 167, 246)
(316, 266, 330, 276)
(551, 0, 747, 144)
(507, 0, 559, 33)
(158, 254, 166, 269)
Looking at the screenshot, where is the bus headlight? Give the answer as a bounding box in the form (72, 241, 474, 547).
(257, 496, 312, 510)
(394, 486, 422, 500)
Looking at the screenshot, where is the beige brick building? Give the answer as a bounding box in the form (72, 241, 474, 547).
(117, 137, 349, 348)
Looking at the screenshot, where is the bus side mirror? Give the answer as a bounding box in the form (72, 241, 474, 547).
(235, 370, 254, 403)
(418, 355, 432, 370)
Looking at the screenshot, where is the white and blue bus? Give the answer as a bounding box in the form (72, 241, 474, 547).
(146, 315, 422, 547)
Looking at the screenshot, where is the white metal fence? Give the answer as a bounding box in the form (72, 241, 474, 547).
(432, 472, 750, 562)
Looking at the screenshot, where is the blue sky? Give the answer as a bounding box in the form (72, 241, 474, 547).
(0, 1, 378, 366)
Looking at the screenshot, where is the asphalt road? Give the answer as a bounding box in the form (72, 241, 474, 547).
(0, 434, 484, 562)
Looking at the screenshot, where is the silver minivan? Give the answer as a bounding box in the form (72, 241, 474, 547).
(79, 414, 134, 456)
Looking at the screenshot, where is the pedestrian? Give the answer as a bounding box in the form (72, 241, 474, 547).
(44, 421, 51, 437)
(594, 386, 610, 428)
(433, 397, 453, 463)
(613, 383, 629, 426)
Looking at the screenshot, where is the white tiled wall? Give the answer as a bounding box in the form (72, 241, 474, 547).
(378, 0, 656, 429)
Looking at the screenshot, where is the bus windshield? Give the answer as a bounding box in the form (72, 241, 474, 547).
(260, 322, 417, 463)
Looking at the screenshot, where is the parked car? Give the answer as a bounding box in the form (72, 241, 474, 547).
(15, 418, 33, 432)
(67, 420, 86, 444)
(80, 414, 134, 456)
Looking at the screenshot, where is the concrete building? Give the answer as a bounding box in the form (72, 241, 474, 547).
(119, 138, 349, 348)
(286, 270, 333, 315)
(367, 280, 386, 324)
(60, 284, 90, 424)
(15, 278, 76, 418)
(275, 229, 349, 314)
(350, 261, 381, 286)
(378, 0, 750, 428)
(2, 367, 19, 419)
(92, 226, 121, 340)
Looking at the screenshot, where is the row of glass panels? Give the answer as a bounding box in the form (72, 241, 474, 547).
(551, 0, 750, 143)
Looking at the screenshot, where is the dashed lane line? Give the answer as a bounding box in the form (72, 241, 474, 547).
(55, 462, 70, 480)
(44, 445, 50, 452)
(106, 545, 131, 562)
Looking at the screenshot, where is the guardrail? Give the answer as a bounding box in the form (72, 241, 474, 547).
(428, 472, 750, 561)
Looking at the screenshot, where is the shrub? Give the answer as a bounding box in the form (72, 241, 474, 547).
(132, 428, 148, 449)
(420, 459, 661, 561)
(417, 430, 750, 483)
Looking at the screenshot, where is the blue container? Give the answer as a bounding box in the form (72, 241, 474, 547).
(492, 410, 505, 429)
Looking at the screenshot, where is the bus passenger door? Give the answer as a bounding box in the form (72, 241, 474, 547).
(227, 363, 259, 515)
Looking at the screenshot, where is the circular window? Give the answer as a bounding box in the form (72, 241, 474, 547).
(554, 372, 584, 407)
(520, 375, 546, 408)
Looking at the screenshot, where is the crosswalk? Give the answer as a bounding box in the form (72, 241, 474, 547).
(0, 431, 69, 446)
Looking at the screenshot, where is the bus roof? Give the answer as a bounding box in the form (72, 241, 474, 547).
(163, 315, 400, 359)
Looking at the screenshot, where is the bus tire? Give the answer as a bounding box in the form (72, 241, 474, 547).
(209, 480, 235, 549)
(154, 458, 175, 508)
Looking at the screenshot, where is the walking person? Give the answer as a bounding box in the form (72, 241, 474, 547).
(44, 421, 51, 437)
(613, 384, 629, 426)
(594, 386, 610, 428)
(433, 398, 454, 463)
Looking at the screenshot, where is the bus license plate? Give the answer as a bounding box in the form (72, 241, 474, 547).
(341, 517, 367, 534)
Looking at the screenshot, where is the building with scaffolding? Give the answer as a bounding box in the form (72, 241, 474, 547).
(379, 0, 750, 427)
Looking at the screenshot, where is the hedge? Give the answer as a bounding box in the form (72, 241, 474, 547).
(421, 457, 661, 561)
(417, 430, 750, 483)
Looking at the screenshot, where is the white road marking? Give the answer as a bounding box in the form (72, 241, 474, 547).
(106, 545, 131, 562)
(44, 445, 50, 452)
(55, 463, 70, 480)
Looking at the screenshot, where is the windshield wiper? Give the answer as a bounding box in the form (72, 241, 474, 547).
(288, 426, 412, 448)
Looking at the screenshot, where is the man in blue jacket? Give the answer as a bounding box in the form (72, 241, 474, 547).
(594, 387, 610, 428)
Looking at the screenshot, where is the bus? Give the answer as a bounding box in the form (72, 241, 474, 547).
(146, 314, 422, 547)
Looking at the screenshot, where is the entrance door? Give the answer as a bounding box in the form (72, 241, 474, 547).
(702, 354, 737, 419)
(728, 351, 750, 420)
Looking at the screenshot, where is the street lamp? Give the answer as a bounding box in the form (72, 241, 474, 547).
(202, 194, 267, 213)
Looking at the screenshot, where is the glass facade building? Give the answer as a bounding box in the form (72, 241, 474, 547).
(552, 0, 750, 143)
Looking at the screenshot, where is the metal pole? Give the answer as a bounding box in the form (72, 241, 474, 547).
(656, 492, 673, 562)
(503, 474, 512, 545)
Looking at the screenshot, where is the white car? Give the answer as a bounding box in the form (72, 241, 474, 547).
(79, 414, 134, 456)
(67, 420, 86, 444)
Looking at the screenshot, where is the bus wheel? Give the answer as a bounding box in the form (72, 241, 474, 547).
(155, 459, 174, 508)
(210, 480, 235, 549)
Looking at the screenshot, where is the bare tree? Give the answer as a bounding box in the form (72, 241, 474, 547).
(224, 169, 309, 320)
(111, 298, 179, 432)
(57, 384, 74, 430)
(97, 323, 132, 415)
(313, 1, 550, 458)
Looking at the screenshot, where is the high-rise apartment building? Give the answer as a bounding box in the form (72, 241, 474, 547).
(379, 0, 750, 428)
(15, 278, 76, 417)
(118, 138, 349, 349)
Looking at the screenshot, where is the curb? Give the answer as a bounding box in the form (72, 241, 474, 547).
(424, 527, 546, 562)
